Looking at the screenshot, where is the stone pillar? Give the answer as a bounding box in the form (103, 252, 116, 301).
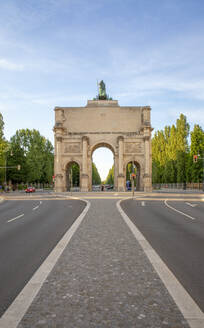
(117, 136, 125, 191)
(143, 130, 152, 192)
(81, 136, 89, 191)
(145, 137, 150, 175)
(82, 137, 88, 174)
(55, 136, 64, 192)
(118, 137, 124, 175)
(87, 150, 92, 191)
(114, 155, 118, 190)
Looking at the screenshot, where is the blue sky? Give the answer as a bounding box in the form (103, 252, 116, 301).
(0, 0, 204, 179)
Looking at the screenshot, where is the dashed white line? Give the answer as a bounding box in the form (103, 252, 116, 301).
(7, 214, 24, 223)
(164, 200, 196, 220)
(33, 201, 42, 211)
(186, 202, 197, 208)
(33, 205, 39, 211)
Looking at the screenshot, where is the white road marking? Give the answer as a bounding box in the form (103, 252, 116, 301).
(7, 214, 24, 223)
(186, 202, 197, 208)
(164, 200, 196, 221)
(117, 200, 204, 328)
(0, 199, 90, 328)
(141, 201, 145, 206)
(33, 205, 39, 211)
(33, 201, 42, 211)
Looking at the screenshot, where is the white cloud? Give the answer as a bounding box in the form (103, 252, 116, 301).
(0, 58, 24, 71)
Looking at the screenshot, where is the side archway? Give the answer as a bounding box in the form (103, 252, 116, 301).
(125, 160, 141, 191)
(65, 161, 80, 191)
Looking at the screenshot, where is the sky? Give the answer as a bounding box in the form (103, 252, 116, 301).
(0, 0, 204, 180)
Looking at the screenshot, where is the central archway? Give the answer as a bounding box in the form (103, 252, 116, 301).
(90, 142, 116, 191)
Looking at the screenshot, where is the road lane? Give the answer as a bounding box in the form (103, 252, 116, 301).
(165, 201, 204, 223)
(0, 199, 86, 317)
(121, 199, 204, 313)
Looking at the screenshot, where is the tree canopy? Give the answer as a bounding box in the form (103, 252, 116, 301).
(152, 114, 204, 184)
(6, 129, 54, 185)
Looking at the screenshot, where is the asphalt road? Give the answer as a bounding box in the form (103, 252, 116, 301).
(0, 198, 86, 317)
(121, 199, 204, 313)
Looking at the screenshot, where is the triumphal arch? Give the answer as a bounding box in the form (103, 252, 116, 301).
(53, 82, 152, 192)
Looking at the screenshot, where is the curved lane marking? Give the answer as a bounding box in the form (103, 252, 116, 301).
(164, 199, 196, 221)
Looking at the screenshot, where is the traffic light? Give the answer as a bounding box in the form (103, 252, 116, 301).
(193, 155, 198, 163)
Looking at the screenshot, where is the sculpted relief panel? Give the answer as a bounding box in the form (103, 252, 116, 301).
(64, 143, 81, 153)
(124, 142, 143, 154)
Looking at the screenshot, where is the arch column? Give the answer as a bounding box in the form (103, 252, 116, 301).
(55, 136, 64, 192)
(81, 136, 89, 191)
(143, 129, 152, 192)
(114, 155, 118, 190)
(117, 136, 125, 191)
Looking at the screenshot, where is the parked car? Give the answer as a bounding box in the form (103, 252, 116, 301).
(105, 184, 114, 190)
(25, 186, 36, 193)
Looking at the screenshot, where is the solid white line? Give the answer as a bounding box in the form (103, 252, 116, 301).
(7, 214, 24, 223)
(0, 199, 90, 328)
(117, 200, 204, 328)
(165, 200, 196, 220)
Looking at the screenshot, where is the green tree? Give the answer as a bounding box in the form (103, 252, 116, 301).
(152, 114, 190, 183)
(0, 113, 8, 186)
(105, 165, 114, 185)
(92, 162, 101, 185)
(190, 125, 204, 182)
(8, 129, 54, 185)
(176, 151, 186, 183)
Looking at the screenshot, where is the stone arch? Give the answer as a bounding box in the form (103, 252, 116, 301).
(90, 141, 116, 190)
(65, 160, 81, 191)
(54, 99, 152, 192)
(91, 141, 116, 156)
(125, 159, 141, 191)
